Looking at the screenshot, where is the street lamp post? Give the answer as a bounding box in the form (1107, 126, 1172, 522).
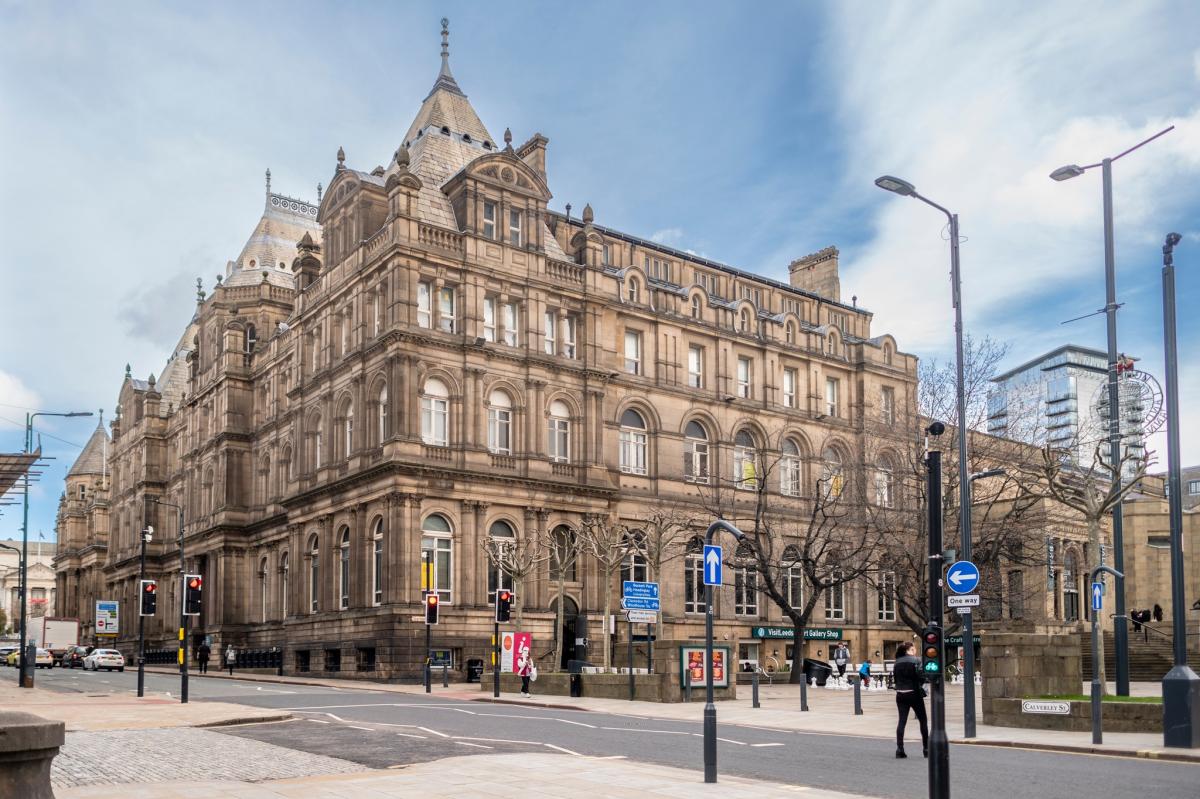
(18, 410, 93, 688)
(1159, 232, 1200, 748)
(1049, 125, 1174, 697)
(702, 518, 745, 784)
(875, 175, 980, 737)
(150, 497, 188, 703)
(136, 522, 152, 697)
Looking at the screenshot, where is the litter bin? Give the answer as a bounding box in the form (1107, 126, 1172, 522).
(803, 658, 832, 687)
(567, 659, 592, 698)
(466, 659, 484, 683)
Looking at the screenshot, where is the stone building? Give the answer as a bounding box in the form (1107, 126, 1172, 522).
(1122, 468, 1200, 631)
(1, 538, 56, 635)
(57, 22, 932, 678)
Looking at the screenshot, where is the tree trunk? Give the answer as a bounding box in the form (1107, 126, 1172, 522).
(789, 621, 806, 683)
(553, 572, 565, 671)
(514, 574, 524, 631)
(1089, 518, 1107, 695)
(602, 576, 613, 671)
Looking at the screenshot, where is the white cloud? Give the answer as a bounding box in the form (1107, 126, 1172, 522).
(0, 369, 40, 412)
(650, 227, 684, 246)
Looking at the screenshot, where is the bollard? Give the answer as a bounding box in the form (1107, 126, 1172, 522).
(853, 675, 863, 715)
(752, 670, 760, 708)
(442, 664, 449, 688)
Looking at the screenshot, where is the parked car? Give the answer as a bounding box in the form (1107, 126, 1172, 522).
(3, 648, 20, 666)
(63, 646, 92, 669)
(0, 645, 17, 664)
(83, 649, 125, 672)
(35, 648, 54, 669)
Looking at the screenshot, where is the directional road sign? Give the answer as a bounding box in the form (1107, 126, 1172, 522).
(623, 581, 660, 600)
(947, 595, 980, 608)
(626, 609, 659, 623)
(703, 544, 722, 587)
(622, 596, 661, 611)
(946, 560, 980, 594)
(1091, 582, 1103, 612)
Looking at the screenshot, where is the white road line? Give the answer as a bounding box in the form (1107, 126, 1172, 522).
(552, 718, 596, 728)
(418, 726, 450, 738)
(591, 756, 629, 760)
(394, 732, 427, 739)
(449, 707, 477, 715)
(455, 741, 492, 749)
(453, 736, 541, 745)
(347, 725, 375, 731)
(307, 719, 331, 724)
(751, 743, 786, 748)
(716, 737, 748, 746)
(543, 743, 585, 757)
(322, 712, 347, 723)
(603, 726, 689, 735)
(255, 686, 297, 694)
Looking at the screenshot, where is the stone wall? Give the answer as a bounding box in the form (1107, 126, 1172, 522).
(989, 698, 1161, 733)
(981, 632, 1081, 725)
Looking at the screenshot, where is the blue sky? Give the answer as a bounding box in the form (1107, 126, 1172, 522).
(2, 1, 1198, 539)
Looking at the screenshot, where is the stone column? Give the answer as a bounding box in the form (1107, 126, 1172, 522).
(409, 496, 424, 603)
(385, 493, 409, 604)
(0, 712, 65, 799)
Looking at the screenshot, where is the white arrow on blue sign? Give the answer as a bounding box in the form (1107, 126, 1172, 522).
(946, 560, 980, 594)
(703, 544, 722, 586)
(1092, 582, 1103, 611)
(623, 581, 660, 600)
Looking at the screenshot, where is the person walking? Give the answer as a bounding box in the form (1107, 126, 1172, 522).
(892, 642, 929, 759)
(858, 657, 872, 689)
(197, 642, 211, 675)
(833, 642, 849, 682)
(225, 645, 237, 677)
(516, 645, 534, 697)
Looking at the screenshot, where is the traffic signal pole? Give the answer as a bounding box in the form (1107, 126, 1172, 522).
(926, 446, 950, 799)
(136, 522, 149, 698)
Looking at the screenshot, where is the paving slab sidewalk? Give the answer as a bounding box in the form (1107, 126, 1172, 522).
(56, 752, 876, 799)
(0, 679, 289, 731)
(141, 666, 1200, 762)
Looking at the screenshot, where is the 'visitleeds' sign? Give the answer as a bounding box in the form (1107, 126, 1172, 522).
(752, 626, 843, 641)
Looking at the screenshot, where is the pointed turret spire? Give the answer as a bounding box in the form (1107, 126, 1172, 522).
(265, 168, 272, 196)
(426, 17, 465, 98)
(316, 182, 323, 202)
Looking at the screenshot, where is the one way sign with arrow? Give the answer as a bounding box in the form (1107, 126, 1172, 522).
(703, 544, 722, 587)
(946, 560, 980, 594)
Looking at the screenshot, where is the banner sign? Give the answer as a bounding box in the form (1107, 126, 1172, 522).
(501, 631, 531, 673)
(95, 600, 119, 634)
(751, 626, 843, 641)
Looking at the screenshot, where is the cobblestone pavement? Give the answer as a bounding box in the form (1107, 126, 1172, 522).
(52, 727, 368, 788)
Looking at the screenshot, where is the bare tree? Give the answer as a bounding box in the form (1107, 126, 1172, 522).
(480, 526, 550, 630)
(549, 522, 580, 671)
(576, 512, 634, 671)
(624, 498, 700, 672)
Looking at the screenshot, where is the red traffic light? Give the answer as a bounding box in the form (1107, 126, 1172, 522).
(188, 577, 202, 590)
(426, 594, 438, 605)
(924, 631, 938, 644)
(144, 582, 156, 593)
(499, 591, 510, 601)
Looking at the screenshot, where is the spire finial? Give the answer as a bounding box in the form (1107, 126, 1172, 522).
(582, 203, 594, 225)
(316, 182, 323, 202)
(395, 145, 410, 168)
(441, 17, 450, 66)
(265, 168, 271, 195)
(124, 364, 131, 378)
(196, 276, 205, 303)
(504, 127, 513, 150)
(337, 146, 345, 169)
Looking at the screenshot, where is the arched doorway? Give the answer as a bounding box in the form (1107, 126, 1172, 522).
(550, 595, 580, 670)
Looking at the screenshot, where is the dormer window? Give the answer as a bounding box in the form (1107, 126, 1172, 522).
(441, 126, 451, 136)
(739, 309, 751, 333)
(627, 277, 641, 304)
(482, 201, 497, 240)
(462, 134, 472, 143)
(508, 210, 523, 246)
(691, 295, 702, 319)
(483, 141, 493, 150)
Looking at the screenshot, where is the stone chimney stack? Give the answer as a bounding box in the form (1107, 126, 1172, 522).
(788, 246, 840, 302)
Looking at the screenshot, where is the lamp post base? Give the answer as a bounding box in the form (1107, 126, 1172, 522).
(703, 703, 717, 783)
(1163, 665, 1200, 748)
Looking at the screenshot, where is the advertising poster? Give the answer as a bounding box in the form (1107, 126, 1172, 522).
(500, 631, 532, 673)
(680, 645, 730, 688)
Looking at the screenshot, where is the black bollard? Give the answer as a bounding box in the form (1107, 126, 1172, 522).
(752, 670, 760, 708)
(442, 664, 449, 688)
(853, 675, 863, 715)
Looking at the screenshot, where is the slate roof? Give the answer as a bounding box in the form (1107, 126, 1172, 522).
(67, 423, 109, 477)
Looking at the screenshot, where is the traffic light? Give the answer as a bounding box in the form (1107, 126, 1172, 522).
(424, 592, 439, 625)
(921, 624, 943, 678)
(495, 590, 512, 623)
(139, 579, 157, 616)
(184, 573, 203, 616)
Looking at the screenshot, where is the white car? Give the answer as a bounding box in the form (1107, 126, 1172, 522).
(83, 649, 125, 672)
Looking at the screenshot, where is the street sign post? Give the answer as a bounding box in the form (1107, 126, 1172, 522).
(623, 581, 659, 599)
(1092, 582, 1104, 612)
(947, 595, 980, 608)
(703, 545, 722, 587)
(621, 596, 661, 611)
(946, 560, 980, 594)
(626, 609, 658, 623)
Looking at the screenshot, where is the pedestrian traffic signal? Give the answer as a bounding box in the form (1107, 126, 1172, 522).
(495, 590, 512, 623)
(139, 579, 157, 616)
(424, 592, 439, 625)
(921, 625, 943, 677)
(184, 573, 203, 616)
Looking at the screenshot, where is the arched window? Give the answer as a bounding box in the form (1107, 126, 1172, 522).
(245, 324, 257, 366)
(204, 468, 216, 514)
(548, 400, 570, 463)
(487, 389, 513, 454)
(827, 332, 839, 356)
(620, 531, 648, 584)
(1063, 551, 1080, 622)
(874, 456, 896, 508)
(339, 399, 354, 460)
(684, 536, 704, 613)
(627, 276, 640, 304)
(421, 514, 453, 602)
(883, 343, 894, 365)
(782, 545, 804, 610)
(550, 525, 576, 581)
(310, 414, 324, 470)
(739, 308, 751, 333)
(282, 444, 293, 484)
(341, 313, 351, 357)
(421, 378, 450, 446)
(259, 557, 269, 623)
(733, 429, 758, 490)
(371, 517, 384, 605)
(308, 534, 320, 613)
(487, 520, 516, 602)
(684, 421, 709, 483)
(279, 551, 289, 618)
(734, 541, 758, 616)
(376, 383, 388, 445)
(372, 289, 383, 337)
(619, 409, 648, 475)
(821, 447, 845, 500)
(781, 438, 803, 497)
(338, 527, 351, 609)
(785, 322, 796, 346)
(691, 294, 702, 319)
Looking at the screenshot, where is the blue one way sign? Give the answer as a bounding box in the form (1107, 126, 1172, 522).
(703, 544, 722, 586)
(946, 560, 980, 594)
(1092, 582, 1103, 612)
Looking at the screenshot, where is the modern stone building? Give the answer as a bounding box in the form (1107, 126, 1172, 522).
(55, 22, 939, 679)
